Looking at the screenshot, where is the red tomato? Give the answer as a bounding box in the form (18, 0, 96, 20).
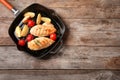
(27, 20, 35, 27)
(50, 33, 57, 41)
(26, 34, 34, 42)
(18, 39, 25, 46)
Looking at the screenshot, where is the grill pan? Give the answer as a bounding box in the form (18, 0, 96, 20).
(0, 0, 66, 58)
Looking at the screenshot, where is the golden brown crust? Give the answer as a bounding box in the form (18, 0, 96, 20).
(30, 23, 56, 37)
(28, 37, 54, 50)
(28, 40, 40, 50)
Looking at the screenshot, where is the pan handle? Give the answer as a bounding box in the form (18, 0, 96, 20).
(0, 0, 19, 15)
(50, 40, 63, 54)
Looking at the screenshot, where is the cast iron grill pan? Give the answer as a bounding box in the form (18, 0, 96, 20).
(7, 3, 66, 58)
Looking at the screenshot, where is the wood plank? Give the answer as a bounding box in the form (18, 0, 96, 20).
(35, 0, 120, 7)
(0, 0, 120, 18)
(50, 7, 120, 19)
(0, 46, 119, 69)
(65, 31, 120, 46)
(1, 7, 119, 19)
(66, 19, 120, 31)
(8, 0, 120, 8)
(0, 18, 120, 46)
(0, 70, 119, 80)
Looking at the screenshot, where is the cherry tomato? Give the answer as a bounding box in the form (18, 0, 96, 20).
(27, 20, 35, 27)
(50, 33, 57, 41)
(26, 34, 34, 42)
(18, 39, 25, 46)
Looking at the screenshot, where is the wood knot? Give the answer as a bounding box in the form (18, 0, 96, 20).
(101, 20, 109, 24)
(106, 57, 120, 69)
(80, 37, 90, 43)
(106, 32, 112, 35)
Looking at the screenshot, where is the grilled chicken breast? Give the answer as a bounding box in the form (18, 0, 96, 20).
(28, 37, 54, 50)
(30, 23, 56, 37)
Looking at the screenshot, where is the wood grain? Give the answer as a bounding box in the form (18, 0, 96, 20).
(0, 46, 119, 69)
(8, 0, 120, 8)
(0, 0, 120, 18)
(0, 70, 119, 80)
(50, 7, 120, 19)
(35, 0, 120, 7)
(0, 0, 120, 79)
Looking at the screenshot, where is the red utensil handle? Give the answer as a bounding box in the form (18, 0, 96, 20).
(0, 0, 13, 10)
(0, 0, 19, 16)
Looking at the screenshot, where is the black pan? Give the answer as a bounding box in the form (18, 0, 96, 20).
(0, 0, 66, 58)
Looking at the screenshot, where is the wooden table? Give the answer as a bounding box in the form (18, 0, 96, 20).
(0, 0, 120, 80)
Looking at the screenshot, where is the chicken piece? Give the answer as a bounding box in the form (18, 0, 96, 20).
(28, 37, 54, 50)
(30, 23, 56, 37)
